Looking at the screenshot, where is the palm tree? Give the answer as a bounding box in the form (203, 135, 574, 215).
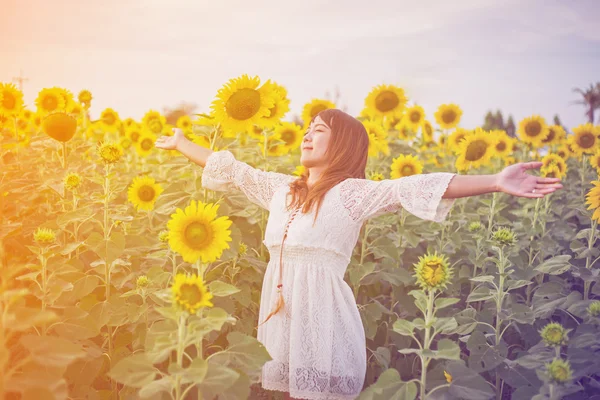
(571, 82, 600, 124)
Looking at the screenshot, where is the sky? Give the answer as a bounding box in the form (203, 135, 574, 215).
(1, 0, 599, 130)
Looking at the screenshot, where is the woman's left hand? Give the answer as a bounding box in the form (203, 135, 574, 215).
(495, 161, 563, 198)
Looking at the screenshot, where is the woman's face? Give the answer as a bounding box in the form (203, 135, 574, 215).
(301, 115, 331, 168)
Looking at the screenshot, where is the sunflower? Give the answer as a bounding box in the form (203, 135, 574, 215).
(589, 149, 600, 174)
(491, 130, 514, 158)
(413, 251, 453, 292)
(491, 227, 517, 246)
(293, 165, 306, 177)
(455, 127, 497, 171)
(258, 81, 290, 128)
(119, 136, 133, 151)
(362, 119, 387, 142)
(403, 105, 426, 132)
(448, 128, 472, 154)
(541, 153, 567, 178)
(99, 108, 120, 133)
(191, 134, 211, 149)
(367, 131, 390, 157)
(70, 102, 83, 117)
(434, 103, 462, 130)
(390, 154, 423, 178)
(147, 115, 168, 135)
(167, 200, 233, 264)
(301, 99, 336, 127)
(364, 84, 407, 120)
(383, 115, 403, 132)
(126, 124, 144, 143)
(135, 131, 156, 157)
(368, 171, 385, 181)
(171, 273, 214, 314)
(42, 112, 77, 142)
(556, 144, 572, 160)
(35, 88, 64, 115)
(142, 110, 165, 132)
(127, 176, 164, 211)
(539, 322, 569, 347)
(78, 89, 93, 108)
(0, 83, 24, 117)
(274, 122, 303, 152)
(542, 125, 566, 146)
(55, 88, 75, 112)
(569, 123, 599, 156)
(177, 115, 193, 131)
(422, 119, 434, 142)
(394, 120, 417, 141)
(517, 115, 549, 148)
(585, 180, 600, 223)
(64, 172, 83, 191)
(19, 108, 33, 121)
(97, 142, 123, 164)
(259, 131, 289, 157)
(211, 74, 276, 133)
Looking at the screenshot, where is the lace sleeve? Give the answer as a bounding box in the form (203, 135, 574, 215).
(339, 173, 457, 223)
(200, 150, 296, 210)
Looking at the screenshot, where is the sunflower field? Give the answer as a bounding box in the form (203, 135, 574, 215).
(1, 76, 600, 400)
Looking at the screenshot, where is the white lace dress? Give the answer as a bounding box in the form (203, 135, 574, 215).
(201, 150, 457, 400)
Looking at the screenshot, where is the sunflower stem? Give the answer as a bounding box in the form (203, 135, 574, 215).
(62, 141, 67, 170)
(583, 219, 598, 300)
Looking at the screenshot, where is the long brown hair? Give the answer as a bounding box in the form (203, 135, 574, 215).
(286, 108, 370, 223)
(255, 109, 370, 328)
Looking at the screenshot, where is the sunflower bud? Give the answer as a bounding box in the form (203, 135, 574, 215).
(468, 221, 482, 232)
(158, 230, 170, 242)
(539, 322, 569, 347)
(443, 370, 452, 383)
(587, 300, 600, 317)
(413, 251, 453, 292)
(136, 275, 150, 290)
(33, 227, 56, 245)
(238, 242, 248, 257)
(545, 358, 573, 384)
(491, 227, 517, 247)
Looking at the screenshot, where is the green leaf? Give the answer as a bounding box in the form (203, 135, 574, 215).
(107, 353, 157, 388)
(430, 339, 460, 360)
(534, 255, 571, 275)
(433, 317, 458, 335)
(207, 332, 272, 373)
(208, 280, 241, 297)
(466, 286, 494, 302)
(56, 206, 95, 228)
(20, 335, 86, 367)
(469, 275, 496, 283)
(356, 367, 418, 400)
(434, 297, 460, 310)
(198, 361, 240, 395)
(138, 377, 171, 399)
(392, 319, 415, 337)
(505, 279, 532, 291)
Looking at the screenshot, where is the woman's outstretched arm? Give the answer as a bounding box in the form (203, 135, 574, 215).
(443, 161, 563, 200)
(155, 128, 213, 167)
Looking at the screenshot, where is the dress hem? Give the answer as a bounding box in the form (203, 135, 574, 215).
(261, 380, 360, 400)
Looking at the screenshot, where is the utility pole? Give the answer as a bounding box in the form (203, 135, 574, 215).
(12, 70, 28, 91)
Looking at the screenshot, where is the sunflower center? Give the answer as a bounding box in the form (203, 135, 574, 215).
(130, 131, 140, 142)
(42, 96, 58, 111)
(375, 91, 399, 112)
(104, 114, 117, 126)
(525, 121, 542, 137)
(179, 284, 204, 306)
(542, 128, 555, 143)
(184, 221, 210, 250)
(546, 170, 557, 178)
(138, 185, 156, 202)
(442, 110, 457, 124)
(226, 88, 261, 121)
(310, 104, 329, 119)
(424, 123, 433, 136)
(280, 129, 295, 145)
(465, 140, 489, 161)
(578, 132, 595, 149)
(455, 134, 465, 145)
(410, 111, 421, 123)
(401, 165, 414, 176)
(141, 138, 153, 151)
(553, 366, 568, 381)
(496, 141, 507, 151)
(2, 93, 16, 110)
(424, 261, 443, 285)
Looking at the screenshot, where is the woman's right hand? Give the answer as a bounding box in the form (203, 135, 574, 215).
(155, 128, 186, 151)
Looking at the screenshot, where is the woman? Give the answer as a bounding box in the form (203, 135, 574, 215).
(155, 109, 562, 400)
